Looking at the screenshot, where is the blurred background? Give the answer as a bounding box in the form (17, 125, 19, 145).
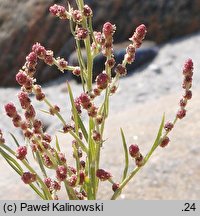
(0, 0, 200, 200)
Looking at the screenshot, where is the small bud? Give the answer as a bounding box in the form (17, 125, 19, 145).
(183, 90, 192, 100)
(23, 129, 33, 138)
(92, 130, 101, 142)
(44, 177, 52, 189)
(129, 24, 147, 48)
(32, 43, 46, 58)
(42, 133, 52, 143)
(93, 88, 101, 96)
(83, 5, 93, 17)
(16, 146, 27, 160)
(115, 64, 127, 76)
(96, 72, 110, 90)
(129, 144, 140, 158)
(105, 58, 115, 68)
(176, 109, 186, 119)
(103, 22, 116, 37)
(160, 136, 170, 148)
(12, 114, 22, 127)
(25, 105, 36, 120)
(72, 67, 81, 76)
(49, 105, 60, 115)
(18, 92, 31, 109)
(58, 152, 67, 164)
(79, 93, 91, 109)
(52, 180, 61, 191)
(56, 165, 67, 181)
(43, 154, 53, 168)
(72, 10, 83, 22)
(44, 50, 54, 65)
(96, 115, 103, 125)
(76, 27, 88, 40)
(183, 58, 193, 76)
(179, 98, 187, 108)
(80, 160, 86, 169)
(112, 183, 120, 192)
(68, 175, 77, 187)
(96, 169, 112, 181)
(164, 121, 174, 132)
(21, 172, 36, 184)
(110, 85, 117, 94)
(4, 102, 17, 118)
(63, 124, 73, 133)
(26, 52, 37, 64)
(16, 71, 28, 86)
(135, 153, 144, 167)
(49, 4, 68, 19)
(88, 105, 97, 117)
(57, 58, 68, 70)
(79, 170, 85, 185)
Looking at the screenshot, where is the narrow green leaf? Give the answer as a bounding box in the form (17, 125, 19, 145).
(5, 158, 22, 176)
(67, 81, 88, 142)
(55, 135, 61, 152)
(151, 113, 165, 150)
(35, 151, 47, 178)
(39, 109, 50, 114)
(67, 81, 79, 134)
(5, 157, 45, 199)
(29, 184, 45, 199)
(0, 148, 23, 172)
(10, 133, 20, 147)
(120, 128, 129, 181)
(77, 114, 88, 141)
(144, 113, 165, 163)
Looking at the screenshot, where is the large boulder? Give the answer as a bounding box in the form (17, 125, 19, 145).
(0, 0, 200, 86)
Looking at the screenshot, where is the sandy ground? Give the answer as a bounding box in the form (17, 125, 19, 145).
(0, 32, 200, 200)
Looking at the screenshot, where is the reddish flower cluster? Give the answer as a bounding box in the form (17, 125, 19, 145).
(0, 129, 5, 144)
(77, 93, 98, 117)
(96, 72, 110, 90)
(49, 4, 68, 19)
(56, 165, 67, 181)
(160, 136, 170, 148)
(112, 183, 120, 192)
(83, 5, 93, 17)
(44, 177, 61, 192)
(21, 172, 36, 184)
(124, 44, 136, 64)
(177, 58, 194, 119)
(129, 144, 144, 167)
(96, 169, 112, 181)
(75, 27, 88, 40)
(115, 64, 127, 76)
(49, 105, 60, 116)
(72, 10, 83, 23)
(16, 146, 27, 160)
(92, 130, 101, 142)
(160, 59, 194, 148)
(129, 24, 147, 48)
(102, 22, 116, 57)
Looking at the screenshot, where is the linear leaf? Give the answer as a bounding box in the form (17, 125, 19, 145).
(10, 133, 20, 147)
(144, 113, 165, 163)
(120, 128, 129, 181)
(55, 135, 61, 152)
(67, 81, 88, 141)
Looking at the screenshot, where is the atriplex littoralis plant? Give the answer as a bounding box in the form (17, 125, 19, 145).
(0, 0, 194, 200)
